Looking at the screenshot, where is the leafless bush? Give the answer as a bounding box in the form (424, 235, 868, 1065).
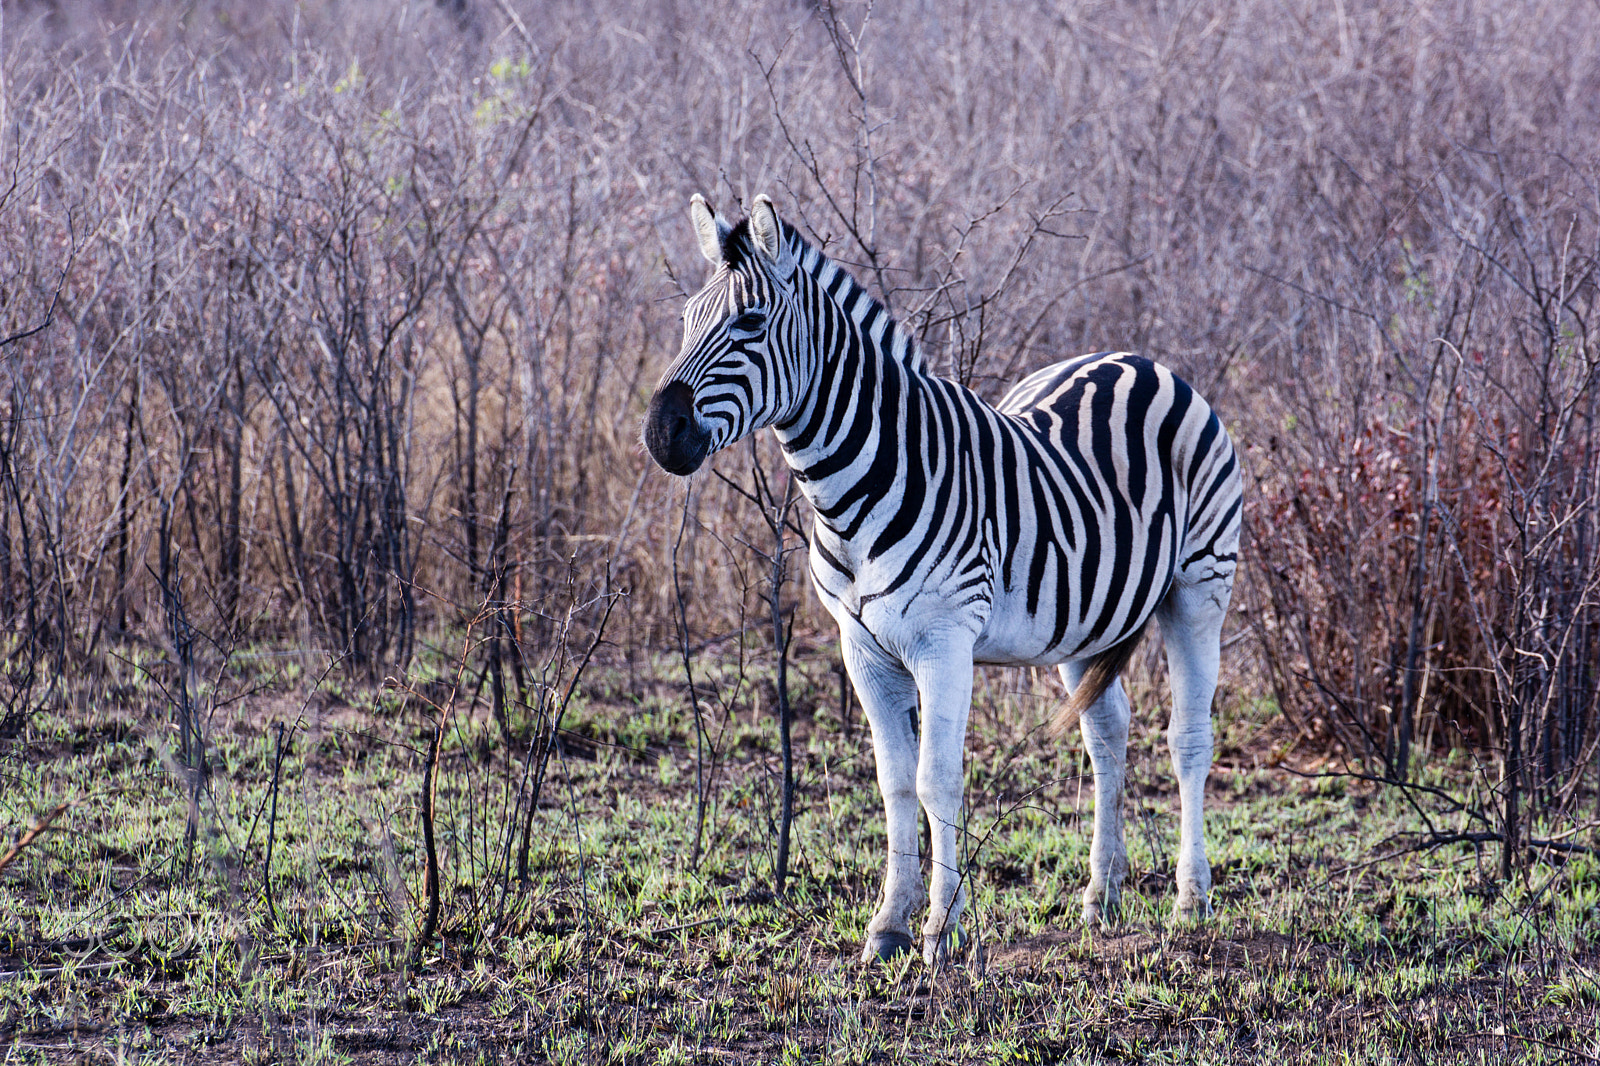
(1235, 36, 1600, 864)
(1, 0, 1597, 851)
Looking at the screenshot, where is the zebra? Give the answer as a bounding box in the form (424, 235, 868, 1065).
(643, 194, 1241, 966)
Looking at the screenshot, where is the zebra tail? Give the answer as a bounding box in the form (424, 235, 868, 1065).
(1048, 624, 1146, 738)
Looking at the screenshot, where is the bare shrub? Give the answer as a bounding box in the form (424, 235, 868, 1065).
(0, 0, 1597, 862)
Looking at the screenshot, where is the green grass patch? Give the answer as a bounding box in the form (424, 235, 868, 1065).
(2, 647, 1596, 1063)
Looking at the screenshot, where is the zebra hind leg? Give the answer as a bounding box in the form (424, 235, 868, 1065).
(1059, 662, 1131, 927)
(1156, 580, 1230, 921)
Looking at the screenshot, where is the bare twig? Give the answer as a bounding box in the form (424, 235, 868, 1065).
(413, 722, 441, 969)
(262, 723, 287, 926)
(671, 482, 713, 869)
(0, 801, 75, 875)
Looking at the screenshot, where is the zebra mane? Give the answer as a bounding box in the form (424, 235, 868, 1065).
(780, 222, 926, 374)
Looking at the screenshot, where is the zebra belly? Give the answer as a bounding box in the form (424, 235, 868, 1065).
(809, 540, 1160, 670)
(969, 580, 1158, 667)
(960, 493, 1179, 666)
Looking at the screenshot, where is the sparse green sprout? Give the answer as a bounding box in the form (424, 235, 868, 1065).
(489, 56, 532, 81)
(332, 58, 362, 94)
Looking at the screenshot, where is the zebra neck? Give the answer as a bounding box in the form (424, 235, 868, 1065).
(773, 252, 927, 543)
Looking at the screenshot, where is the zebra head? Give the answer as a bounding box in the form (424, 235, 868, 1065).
(643, 194, 804, 476)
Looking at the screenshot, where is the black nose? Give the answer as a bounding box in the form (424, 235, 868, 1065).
(643, 381, 711, 475)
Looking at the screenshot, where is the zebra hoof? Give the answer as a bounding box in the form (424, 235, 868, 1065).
(1082, 895, 1121, 929)
(922, 926, 969, 968)
(863, 930, 915, 963)
(1173, 869, 1213, 922)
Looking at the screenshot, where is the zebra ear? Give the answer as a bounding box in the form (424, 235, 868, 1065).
(690, 194, 731, 265)
(749, 195, 796, 279)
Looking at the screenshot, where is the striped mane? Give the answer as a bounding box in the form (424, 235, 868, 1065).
(782, 225, 926, 374)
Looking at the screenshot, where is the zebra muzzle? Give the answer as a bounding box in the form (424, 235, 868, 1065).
(643, 380, 712, 476)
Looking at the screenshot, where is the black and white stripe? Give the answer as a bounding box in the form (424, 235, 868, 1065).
(645, 194, 1241, 965)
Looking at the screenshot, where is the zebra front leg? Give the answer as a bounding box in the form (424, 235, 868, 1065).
(1157, 583, 1230, 921)
(1060, 663, 1131, 927)
(844, 637, 926, 963)
(910, 650, 975, 966)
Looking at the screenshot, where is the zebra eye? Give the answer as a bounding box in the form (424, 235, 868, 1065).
(729, 310, 767, 335)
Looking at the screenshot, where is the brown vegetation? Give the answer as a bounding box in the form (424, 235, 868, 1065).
(2, 0, 1597, 862)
